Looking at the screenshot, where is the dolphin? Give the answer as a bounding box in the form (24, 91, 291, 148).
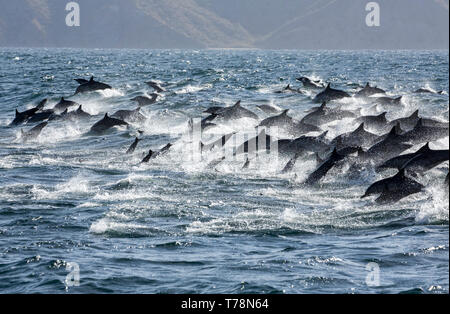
(204, 106, 224, 114)
(21, 122, 48, 142)
(111, 108, 146, 123)
(414, 88, 444, 94)
(281, 152, 302, 173)
(330, 123, 381, 150)
(75, 76, 112, 94)
(71, 105, 92, 120)
(387, 110, 448, 131)
(53, 97, 79, 114)
(141, 150, 155, 163)
(258, 110, 321, 137)
(188, 115, 218, 134)
(373, 96, 402, 106)
(400, 118, 449, 145)
(141, 143, 173, 163)
(126, 137, 141, 154)
(146, 81, 165, 93)
(275, 84, 302, 94)
(26, 110, 54, 124)
(296, 77, 324, 88)
(131, 94, 159, 106)
(279, 131, 330, 157)
(361, 169, 424, 204)
(377, 142, 432, 171)
(354, 112, 389, 131)
(358, 126, 413, 163)
(48, 108, 69, 121)
(215, 101, 259, 121)
(89, 113, 128, 134)
(10, 99, 47, 126)
(304, 148, 346, 185)
(313, 83, 350, 103)
(300, 102, 356, 126)
(401, 146, 449, 174)
(355, 83, 386, 98)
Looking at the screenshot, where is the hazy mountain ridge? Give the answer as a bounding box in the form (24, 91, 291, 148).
(0, 0, 448, 49)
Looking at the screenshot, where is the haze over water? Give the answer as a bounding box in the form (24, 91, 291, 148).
(0, 48, 448, 293)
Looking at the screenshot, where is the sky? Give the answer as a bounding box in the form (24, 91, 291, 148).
(0, 0, 448, 49)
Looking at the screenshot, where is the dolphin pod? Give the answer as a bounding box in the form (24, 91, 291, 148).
(6, 72, 448, 205)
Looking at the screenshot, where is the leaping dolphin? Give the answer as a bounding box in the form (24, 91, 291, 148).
(275, 84, 303, 94)
(126, 137, 141, 154)
(296, 77, 324, 88)
(330, 123, 381, 150)
(313, 83, 350, 103)
(400, 118, 449, 145)
(300, 102, 356, 126)
(355, 83, 386, 98)
(214, 101, 259, 121)
(89, 113, 128, 134)
(358, 125, 413, 163)
(372, 96, 402, 106)
(131, 94, 159, 106)
(53, 97, 79, 114)
(10, 99, 47, 126)
(75, 76, 112, 94)
(377, 142, 431, 171)
(354, 112, 389, 131)
(362, 169, 424, 204)
(111, 108, 146, 123)
(401, 146, 449, 175)
(146, 81, 165, 93)
(21, 122, 48, 142)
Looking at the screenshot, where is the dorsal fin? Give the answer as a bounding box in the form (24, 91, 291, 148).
(281, 109, 289, 116)
(320, 102, 327, 110)
(318, 130, 328, 140)
(77, 105, 82, 112)
(357, 147, 365, 157)
(394, 122, 404, 135)
(90, 76, 94, 82)
(61, 97, 65, 101)
(355, 122, 365, 132)
(365, 83, 370, 88)
(257, 128, 266, 138)
(315, 153, 324, 164)
(415, 118, 424, 129)
(233, 100, 241, 108)
(418, 142, 430, 153)
(387, 125, 397, 138)
(410, 109, 419, 119)
(396, 168, 406, 177)
(325, 83, 331, 90)
(286, 84, 291, 89)
(104, 113, 109, 119)
(378, 112, 387, 119)
(15, 109, 19, 117)
(395, 96, 403, 102)
(62, 109, 68, 115)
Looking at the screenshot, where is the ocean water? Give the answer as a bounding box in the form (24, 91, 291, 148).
(0, 48, 448, 294)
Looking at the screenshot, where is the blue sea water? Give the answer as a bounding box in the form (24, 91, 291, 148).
(0, 48, 448, 294)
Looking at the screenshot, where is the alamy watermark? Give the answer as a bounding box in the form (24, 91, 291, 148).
(65, 262, 80, 288)
(65, 2, 80, 27)
(365, 262, 380, 287)
(366, 2, 380, 27)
